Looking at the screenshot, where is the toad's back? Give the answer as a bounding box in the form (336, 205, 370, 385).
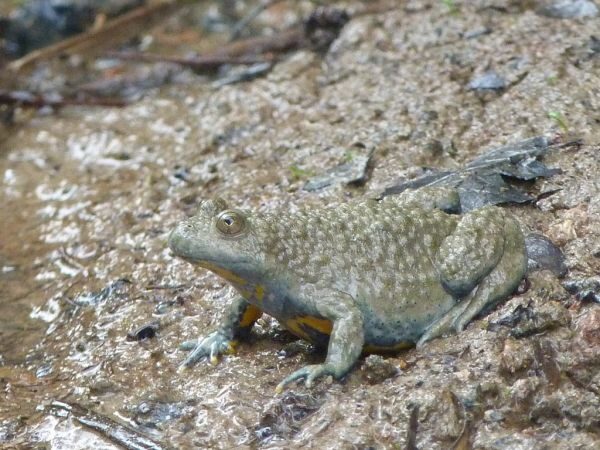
(251, 199, 460, 345)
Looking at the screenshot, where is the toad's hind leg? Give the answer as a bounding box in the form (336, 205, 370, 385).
(417, 207, 527, 346)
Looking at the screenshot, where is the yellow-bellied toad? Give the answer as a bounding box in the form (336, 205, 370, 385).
(168, 188, 527, 391)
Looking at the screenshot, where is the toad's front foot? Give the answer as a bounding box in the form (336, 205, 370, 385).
(275, 363, 340, 393)
(179, 331, 237, 369)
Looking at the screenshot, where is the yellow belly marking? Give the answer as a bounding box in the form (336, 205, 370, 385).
(363, 342, 414, 354)
(255, 285, 265, 303)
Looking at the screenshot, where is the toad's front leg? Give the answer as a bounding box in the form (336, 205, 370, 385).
(180, 296, 262, 368)
(276, 289, 364, 392)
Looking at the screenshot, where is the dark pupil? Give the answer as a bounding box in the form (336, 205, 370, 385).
(224, 217, 234, 226)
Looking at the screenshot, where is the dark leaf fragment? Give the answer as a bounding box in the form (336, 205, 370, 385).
(254, 392, 323, 443)
(127, 322, 159, 341)
(304, 151, 372, 191)
(406, 405, 419, 450)
(563, 277, 600, 303)
(74, 278, 131, 306)
(382, 136, 573, 212)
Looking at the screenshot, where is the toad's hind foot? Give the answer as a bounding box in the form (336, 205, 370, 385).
(275, 363, 339, 393)
(417, 211, 527, 347)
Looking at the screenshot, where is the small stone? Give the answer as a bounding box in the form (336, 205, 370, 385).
(468, 71, 507, 91)
(525, 233, 567, 277)
(127, 322, 159, 341)
(510, 377, 541, 404)
(36, 363, 53, 378)
(546, 206, 588, 245)
(483, 409, 504, 423)
(277, 340, 314, 358)
(538, 0, 599, 19)
(511, 301, 571, 338)
(500, 338, 534, 375)
(575, 307, 600, 346)
(464, 27, 492, 40)
(360, 355, 399, 384)
(478, 380, 500, 397)
(89, 379, 117, 395)
(304, 150, 372, 191)
(429, 390, 464, 440)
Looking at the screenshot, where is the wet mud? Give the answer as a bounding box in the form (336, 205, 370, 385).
(1, 1, 599, 448)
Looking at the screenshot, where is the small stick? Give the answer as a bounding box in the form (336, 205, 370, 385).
(229, 0, 286, 41)
(50, 401, 165, 450)
(104, 51, 275, 71)
(0, 90, 127, 108)
(206, 27, 305, 58)
(7, 0, 190, 72)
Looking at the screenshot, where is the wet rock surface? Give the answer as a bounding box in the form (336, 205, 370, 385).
(1, 0, 600, 448)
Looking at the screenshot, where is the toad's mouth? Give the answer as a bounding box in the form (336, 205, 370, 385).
(175, 254, 249, 268)
(170, 247, 254, 281)
(167, 228, 254, 278)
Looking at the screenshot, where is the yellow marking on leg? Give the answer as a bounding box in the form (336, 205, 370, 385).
(285, 316, 333, 341)
(363, 342, 414, 354)
(225, 340, 238, 354)
(239, 305, 263, 328)
(255, 285, 265, 303)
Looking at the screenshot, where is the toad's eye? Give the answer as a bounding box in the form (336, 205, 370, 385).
(216, 210, 246, 236)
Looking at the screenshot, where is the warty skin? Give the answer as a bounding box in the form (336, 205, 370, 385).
(168, 188, 527, 391)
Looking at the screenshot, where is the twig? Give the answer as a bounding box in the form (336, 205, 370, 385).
(50, 401, 165, 450)
(7, 0, 189, 72)
(207, 27, 305, 58)
(205, 2, 387, 58)
(405, 405, 419, 450)
(0, 90, 127, 108)
(104, 51, 276, 71)
(144, 283, 187, 290)
(229, 0, 286, 42)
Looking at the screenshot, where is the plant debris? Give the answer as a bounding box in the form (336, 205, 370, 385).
(50, 401, 165, 450)
(254, 392, 324, 444)
(489, 300, 571, 338)
(304, 150, 372, 191)
(381, 136, 578, 211)
(563, 276, 600, 303)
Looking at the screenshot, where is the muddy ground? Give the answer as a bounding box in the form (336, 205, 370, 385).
(1, 1, 599, 449)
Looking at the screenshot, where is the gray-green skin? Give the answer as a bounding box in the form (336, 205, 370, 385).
(168, 188, 527, 391)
